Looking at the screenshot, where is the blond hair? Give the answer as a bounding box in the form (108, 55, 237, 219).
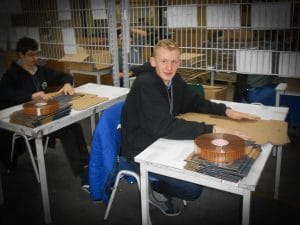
(153, 39, 180, 57)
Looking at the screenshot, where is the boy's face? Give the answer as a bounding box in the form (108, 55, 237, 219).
(19, 50, 39, 67)
(150, 47, 180, 84)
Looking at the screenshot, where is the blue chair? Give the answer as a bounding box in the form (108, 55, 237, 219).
(89, 101, 186, 221)
(88, 101, 140, 220)
(104, 157, 140, 220)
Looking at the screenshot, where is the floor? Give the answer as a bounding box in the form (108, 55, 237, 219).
(1, 85, 300, 225)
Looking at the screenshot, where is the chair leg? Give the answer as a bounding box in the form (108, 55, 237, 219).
(121, 170, 140, 190)
(104, 170, 140, 220)
(104, 171, 123, 220)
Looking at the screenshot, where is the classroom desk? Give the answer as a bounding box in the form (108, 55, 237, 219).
(275, 82, 300, 107)
(0, 83, 129, 224)
(213, 100, 288, 200)
(70, 64, 112, 85)
(135, 101, 288, 225)
(274, 83, 300, 198)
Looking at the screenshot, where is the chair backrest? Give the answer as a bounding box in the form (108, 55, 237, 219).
(247, 85, 276, 106)
(187, 83, 205, 97)
(89, 101, 125, 203)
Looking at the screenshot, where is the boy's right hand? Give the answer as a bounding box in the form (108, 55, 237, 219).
(32, 91, 52, 101)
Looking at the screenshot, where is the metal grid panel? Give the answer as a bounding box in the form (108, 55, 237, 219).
(1, 0, 299, 83)
(1, 0, 115, 66)
(124, 0, 300, 78)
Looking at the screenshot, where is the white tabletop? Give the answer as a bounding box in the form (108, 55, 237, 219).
(135, 138, 272, 191)
(276, 83, 300, 95)
(212, 99, 289, 121)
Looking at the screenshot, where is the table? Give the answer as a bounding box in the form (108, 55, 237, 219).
(275, 83, 300, 106)
(135, 101, 288, 225)
(275, 83, 300, 198)
(275, 82, 300, 107)
(70, 64, 112, 85)
(214, 100, 288, 200)
(177, 68, 210, 84)
(0, 83, 129, 224)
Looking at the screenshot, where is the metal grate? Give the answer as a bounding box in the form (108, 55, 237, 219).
(0, 0, 115, 65)
(0, 0, 299, 86)
(123, 0, 300, 79)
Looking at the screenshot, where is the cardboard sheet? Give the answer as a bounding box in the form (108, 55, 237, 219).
(47, 92, 108, 110)
(286, 78, 300, 92)
(59, 53, 89, 62)
(70, 93, 108, 110)
(180, 53, 204, 60)
(180, 53, 204, 66)
(178, 113, 290, 145)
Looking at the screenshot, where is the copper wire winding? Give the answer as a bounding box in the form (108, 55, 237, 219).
(23, 99, 60, 116)
(194, 133, 246, 163)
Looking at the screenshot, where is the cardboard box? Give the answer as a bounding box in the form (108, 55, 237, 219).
(286, 78, 300, 92)
(203, 85, 227, 100)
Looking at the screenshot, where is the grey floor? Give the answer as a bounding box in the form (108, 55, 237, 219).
(1, 86, 300, 225)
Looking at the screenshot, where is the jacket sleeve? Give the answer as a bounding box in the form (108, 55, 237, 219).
(0, 71, 32, 108)
(179, 79, 227, 116)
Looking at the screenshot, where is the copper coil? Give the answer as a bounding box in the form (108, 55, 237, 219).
(194, 133, 246, 163)
(23, 99, 60, 116)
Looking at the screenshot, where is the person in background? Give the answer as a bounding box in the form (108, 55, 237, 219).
(233, 31, 290, 105)
(117, 23, 148, 73)
(117, 24, 149, 87)
(233, 73, 279, 105)
(0, 37, 89, 190)
(121, 39, 259, 216)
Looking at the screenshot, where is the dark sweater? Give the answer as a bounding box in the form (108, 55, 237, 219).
(121, 64, 227, 160)
(0, 61, 73, 109)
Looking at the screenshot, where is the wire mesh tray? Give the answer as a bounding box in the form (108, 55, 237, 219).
(184, 143, 262, 183)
